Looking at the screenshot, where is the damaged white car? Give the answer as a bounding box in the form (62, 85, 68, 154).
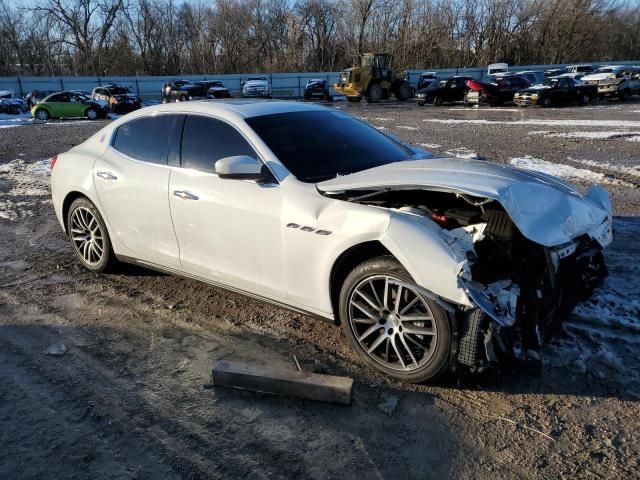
(51, 101, 612, 382)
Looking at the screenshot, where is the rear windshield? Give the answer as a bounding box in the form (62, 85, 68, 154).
(246, 110, 414, 183)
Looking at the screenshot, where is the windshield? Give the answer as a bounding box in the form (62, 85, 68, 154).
(246, 110, 415, 183)
(596, 67, 616, 73)
(109, 86, 130, 95)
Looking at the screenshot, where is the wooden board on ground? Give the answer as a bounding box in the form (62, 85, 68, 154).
(212, 360, 353, 405)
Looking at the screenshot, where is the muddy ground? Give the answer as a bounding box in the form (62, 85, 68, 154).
(1, 100, 639, 479)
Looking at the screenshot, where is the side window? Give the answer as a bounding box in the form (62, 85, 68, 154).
(112, 114, 185, 165)
(181, 115, 257, 173)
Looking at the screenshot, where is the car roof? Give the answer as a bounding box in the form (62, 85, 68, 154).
(131, 100, 326, 119)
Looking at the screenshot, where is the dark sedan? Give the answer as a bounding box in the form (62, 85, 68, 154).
(303, 79, 331, 100)
(415, 77, 472, 106)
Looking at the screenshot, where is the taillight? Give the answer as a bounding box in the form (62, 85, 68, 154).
(50, 155, 58, 170)
(431, 213, 449, 228)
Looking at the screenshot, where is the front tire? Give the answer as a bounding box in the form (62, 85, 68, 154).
(67, 197, 115, 273)
(35, 109, 49, 121)
(339, 256, 451, 382)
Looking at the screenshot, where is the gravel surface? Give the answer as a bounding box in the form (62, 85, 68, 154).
(1, 100, 639, 479)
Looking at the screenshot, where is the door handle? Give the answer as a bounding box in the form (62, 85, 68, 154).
(96, 171, 117, 180)
(173, 190, 199, 200)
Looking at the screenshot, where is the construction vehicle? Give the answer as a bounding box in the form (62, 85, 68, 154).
(335, 53, 411, 103)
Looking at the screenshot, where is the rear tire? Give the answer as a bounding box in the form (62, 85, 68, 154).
(433, 96, 443, 106)
(395, 82, 411, 101)
(541, 97, 552, 108)
(67, 197, 115, 273)
(581, 94, 591, 105)
(339, 256, 451, 382)
(85, 108, 98, 120)
(417, 100, 426, 106)
(367, 83, 382, 103)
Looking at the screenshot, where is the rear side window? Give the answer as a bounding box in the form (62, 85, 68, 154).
(112, 114, 184, 165)
(181, 115, 257, 173)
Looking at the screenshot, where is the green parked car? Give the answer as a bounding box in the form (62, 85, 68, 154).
(31, 91, 108, 121)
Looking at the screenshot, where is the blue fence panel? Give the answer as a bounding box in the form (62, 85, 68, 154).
(1, 60, 638, 99)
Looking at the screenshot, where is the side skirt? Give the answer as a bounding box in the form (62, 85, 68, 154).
(115, 254, 336, 325)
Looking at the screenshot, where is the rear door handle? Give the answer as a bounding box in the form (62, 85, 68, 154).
(173, 190, 199, 200)
(96, 171, 117, 180)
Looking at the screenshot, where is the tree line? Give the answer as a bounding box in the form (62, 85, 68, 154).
(1, 0, 639, 77)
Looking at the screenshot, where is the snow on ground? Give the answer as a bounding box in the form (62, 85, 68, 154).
(529, 130, 640, 140)
(0, 112, 33, 128)
(425, 118, 640, 128)
(509, 156, 634, 187)
(567, 158, 640, 178)
(546, 218, 640, 395)
(0, 159, 51, 221)
(628, 136, 640, 142)
(446, 108, 520, 112)
(396, 125, 418, 130)
(445, 147, 479, 159)
(418, 143, 442, 149)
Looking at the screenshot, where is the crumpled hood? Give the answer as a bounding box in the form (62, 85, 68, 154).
(582, 72, 616, 82)
(244, 80, 269, 87)
(317, 158, 612, 247)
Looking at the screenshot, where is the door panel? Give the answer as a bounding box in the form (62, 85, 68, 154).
(94, 151, 180, 268)
(92, 114, 184, 268)
(169, 169, 285, 298)
(168, 114, 285, 298)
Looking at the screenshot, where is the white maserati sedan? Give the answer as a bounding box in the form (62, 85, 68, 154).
(51, 100, 613, 382)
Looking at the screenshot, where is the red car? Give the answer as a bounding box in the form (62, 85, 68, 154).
(464, 76, 531, 106)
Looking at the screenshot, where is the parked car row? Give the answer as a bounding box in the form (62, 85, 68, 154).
(412, 64, 639, 108)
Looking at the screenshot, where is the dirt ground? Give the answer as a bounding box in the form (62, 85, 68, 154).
(1, 100, 639, 479)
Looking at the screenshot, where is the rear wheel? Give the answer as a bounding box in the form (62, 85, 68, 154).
(541, 96, 552, 108)
(367, 83, 382, 103)
(619, 89, 629, 101)
(433, 96, 443, 106)
(394, 82, 411, 101)
(417, 100, 426, 106)
(85, 107, 98, 120)
(179, 94, 187, 102)
(581, 94, 591, 105)
(339, 256, 451, 382)
(67, 197, 115, 273)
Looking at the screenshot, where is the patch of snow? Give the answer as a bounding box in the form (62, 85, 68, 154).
(425, 118, 640, 128)
(447, 108, 519, 112)
(396, 125, 417, 130)
(370, 117, 395, 121)
(0, 159, 51, 221)
(627, 136, 640, 142)
(529, 130, 640, 140)
(546, 218, 640, 390)
(567, 158, 640, 178)
(418, 143, 441, 149)
(445, 147, 479, 159)
(509, 156, 633, 187)
(375, 126, 387, 131)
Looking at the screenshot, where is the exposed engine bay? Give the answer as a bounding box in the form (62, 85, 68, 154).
(332, 188, 608, 370)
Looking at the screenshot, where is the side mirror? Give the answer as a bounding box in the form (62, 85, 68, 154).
(216, 155, 263, 180)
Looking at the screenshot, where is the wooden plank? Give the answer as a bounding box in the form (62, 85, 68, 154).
(212, 360, 353, 405)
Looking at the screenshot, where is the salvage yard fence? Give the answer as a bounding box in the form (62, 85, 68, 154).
(1, 61, 640, 100)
